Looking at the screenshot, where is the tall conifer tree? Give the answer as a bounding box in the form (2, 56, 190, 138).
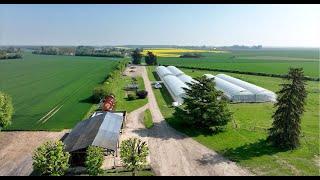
(268, 68, 307, 149)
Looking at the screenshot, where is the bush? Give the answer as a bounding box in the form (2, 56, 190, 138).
(179, 53, 203, 58)
(92, 85, 113, 103)
(120, 138, 149, 176)
(0, 91, 14, 130)
(92, 86, 105, 102)
(32, 141, 70, 176)
(85, 146, 104, 176)
(143, 109, 154, 129)
(127, 94, 136, 101)
(136, 90, 148, 99)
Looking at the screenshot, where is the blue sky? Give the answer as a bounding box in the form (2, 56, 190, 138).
(0, 4, 319, 47)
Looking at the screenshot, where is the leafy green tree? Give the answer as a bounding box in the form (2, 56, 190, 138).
(85, 146, 104, 176)
(179, 76, 232, 132)
(120, 138, 149, 176)
(32, 141, 70, 176)
(268, 68, 307, 149)
(92, 85, 114, 103)
(131, 49, 142, 65)
(145, 51, 157, 65)
(0, 91, 14, 130)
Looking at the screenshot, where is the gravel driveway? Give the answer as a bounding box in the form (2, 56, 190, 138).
(0, 131, 67, 176)
(124, 65, 252, 176)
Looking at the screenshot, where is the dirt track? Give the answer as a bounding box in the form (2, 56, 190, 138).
(0, 131, 67, 176)
(124, 65, 252, 176)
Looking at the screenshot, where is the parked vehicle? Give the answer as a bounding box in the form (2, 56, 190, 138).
(102, 95, 116, 111)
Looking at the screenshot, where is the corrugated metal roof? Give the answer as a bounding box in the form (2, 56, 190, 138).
(64, 112, 124, 152)
(92, 113, 123, 151)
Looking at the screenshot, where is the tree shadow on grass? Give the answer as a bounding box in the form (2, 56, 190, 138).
(159, 86, 175, 106)
(196, 153, 226, 166)
(222, 139, 287, 162)
(78, 95, 95, 104)
(152, 71, 161, 81)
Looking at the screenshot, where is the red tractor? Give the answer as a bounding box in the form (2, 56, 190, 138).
(102, 95, 116, 111)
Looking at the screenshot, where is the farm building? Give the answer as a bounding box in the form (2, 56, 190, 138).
(167, 66, 184, 76)
(204, 74, 255, 103)
(216, 74, 277, 102)
(63, 111, 126, 166)
(156, 66, 174, 79)
(162, 75, 189, 105)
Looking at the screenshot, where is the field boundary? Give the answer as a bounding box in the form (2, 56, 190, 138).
(159, 64, 320, 81)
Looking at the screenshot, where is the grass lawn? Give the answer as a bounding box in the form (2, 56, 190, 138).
(0, 53, 120, 131)
(143, 109, 154, 129)
(114, 75, 148, 113)
(84, 72, 148, 115)
(146, 66, 320, 176)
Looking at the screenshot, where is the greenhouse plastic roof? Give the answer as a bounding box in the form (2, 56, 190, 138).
(163, 75, 189, 97)
(167, 66, 185, 76)
(215, 74, 277, 102)
(178, 74, 196, 84)
(204, 74, 253, 97)
(156, 66, 173, 78)
(216, 74, 268, 94)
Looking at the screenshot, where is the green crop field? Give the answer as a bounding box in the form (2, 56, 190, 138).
(157, 48, 319, 78)
(0, 53, 120, 131)
(147, 66, 320, 175)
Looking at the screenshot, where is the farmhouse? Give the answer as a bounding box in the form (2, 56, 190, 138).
(63, 111, 126, 166)
(216, 74, 277, 102)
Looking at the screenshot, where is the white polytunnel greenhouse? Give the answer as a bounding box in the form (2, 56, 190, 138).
(204, 74, 255, 103)
(156, 66, 173, 79)
(167, 66, 185, 76)
(216, 74, 277, 102)
(162, 75, 189, 105)
(178, 74, 197, 85)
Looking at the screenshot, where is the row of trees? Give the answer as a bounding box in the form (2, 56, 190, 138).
(175, 68, 307, 150)
(179, 53, 203, 58)
(33, 46, 130, 58)
(32, 137, 149, 176)
(33, 46, 75, 56)
(0, 48, 23, 60)
(92, 60, 129, 103)
(131, 49, 157, 65)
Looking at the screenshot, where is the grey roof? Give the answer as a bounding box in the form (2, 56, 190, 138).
(64, 112, 124, 152)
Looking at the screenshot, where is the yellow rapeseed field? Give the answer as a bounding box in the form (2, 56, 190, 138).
(141, 48, 228, 57)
